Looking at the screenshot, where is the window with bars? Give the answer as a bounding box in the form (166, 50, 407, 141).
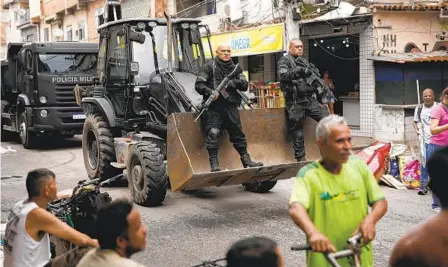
(78, 21, 86, 41)
(95, 8, 103, 28)
(44, 28, 49, 42)
(66, 26, 73, 41)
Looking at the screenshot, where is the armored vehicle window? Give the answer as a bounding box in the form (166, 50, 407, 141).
(107, 27, 128, 83)
(97, 38, 107, 82)
(37, 53, 98, 73)
(131, 25, 169, 85)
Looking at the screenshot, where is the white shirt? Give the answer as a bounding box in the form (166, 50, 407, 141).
(414, 102, 437, 144)
(3, 200, 51, 267)
(76, 249, 147, 267)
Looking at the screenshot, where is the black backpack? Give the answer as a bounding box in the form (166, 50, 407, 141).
(417, 104, 423, 122)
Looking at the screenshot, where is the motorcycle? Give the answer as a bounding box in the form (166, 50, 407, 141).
(45, 174, 122, 266)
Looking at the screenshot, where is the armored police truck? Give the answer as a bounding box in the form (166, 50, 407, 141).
(1, 42, 98, 148)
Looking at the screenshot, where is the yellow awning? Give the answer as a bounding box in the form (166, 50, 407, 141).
(202, 23, 285, 58)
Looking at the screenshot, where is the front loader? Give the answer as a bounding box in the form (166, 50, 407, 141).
(76, 0, 320, 207)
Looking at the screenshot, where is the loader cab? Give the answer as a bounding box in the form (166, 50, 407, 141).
(96, 18, 208, 128)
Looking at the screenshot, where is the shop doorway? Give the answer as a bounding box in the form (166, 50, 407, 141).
(308, 35, 360, 127)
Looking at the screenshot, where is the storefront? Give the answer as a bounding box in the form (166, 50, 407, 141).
(299, 13, 372, 130)
(369, 52, 448, 142)
(202, 23, 286, 108)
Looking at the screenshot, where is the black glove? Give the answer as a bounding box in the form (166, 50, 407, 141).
(226, 79, 239, 90)
(294, 66, 311, 77)
(204, 87, 214, 96)
(304, 67, 312, 76)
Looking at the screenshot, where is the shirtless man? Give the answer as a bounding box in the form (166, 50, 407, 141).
(389, 145, 448, 266)
(3, 168, 98, 267)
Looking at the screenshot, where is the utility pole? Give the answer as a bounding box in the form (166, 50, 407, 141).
(285, 0, 301, 44)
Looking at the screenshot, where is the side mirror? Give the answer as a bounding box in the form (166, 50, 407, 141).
(130, 62, 139, 75)
(129, 31, 145, 44)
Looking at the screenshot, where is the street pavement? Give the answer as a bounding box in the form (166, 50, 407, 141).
(0, 136, 437, 267)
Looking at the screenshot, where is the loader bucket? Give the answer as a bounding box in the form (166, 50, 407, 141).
(167, 108, 320, 192)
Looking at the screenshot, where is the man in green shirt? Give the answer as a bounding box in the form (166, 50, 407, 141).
(289, 115, 388, 267)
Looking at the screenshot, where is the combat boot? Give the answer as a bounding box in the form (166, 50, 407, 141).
(209, 157, 221, 172)
(241, 154, 263, 168)
(296, 156, 306, 162)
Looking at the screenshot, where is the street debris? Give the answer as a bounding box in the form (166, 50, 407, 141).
(0, 146, 16, 155)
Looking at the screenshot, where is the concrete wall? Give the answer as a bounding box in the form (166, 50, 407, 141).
(29, 0, 40, 20)
(62, 10, 88, 41)
(374, 106, 406, 141)
(5, 3, 22, 43)
(373, 11, 445, 54)
(21, 26, 39, 42)
(1, 6, 7, 59)
(373, 105, 419, 142)
(86, 0, 104, 42)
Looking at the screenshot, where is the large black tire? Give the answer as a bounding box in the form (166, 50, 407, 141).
(82, 113, 120, 180)
(127, 141, 168, 207)
(18, 111, 38, 149)
(243, 181, 277, 193)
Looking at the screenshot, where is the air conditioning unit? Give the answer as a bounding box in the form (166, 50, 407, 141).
(217, 0, 242, 21)
(440, 8, 448, 19)
(219, 17, 231, 31)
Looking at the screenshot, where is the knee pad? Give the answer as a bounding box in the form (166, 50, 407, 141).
(208, 127, 221, 140)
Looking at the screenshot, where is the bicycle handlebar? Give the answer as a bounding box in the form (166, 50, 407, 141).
(291, 244, 311, 251)
(290, 233, 363, 267)
(190, 258, 226, 267)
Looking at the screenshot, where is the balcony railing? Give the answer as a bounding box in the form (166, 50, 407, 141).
(17, 9, 31, 27)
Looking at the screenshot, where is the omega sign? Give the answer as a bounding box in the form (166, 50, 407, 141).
(52, 76, 94, 83)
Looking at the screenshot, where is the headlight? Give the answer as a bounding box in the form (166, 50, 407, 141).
(40, 110, 48, 118)
(148, 21, 157, 28)
(137, 22, 146, 30)
(39, 96, 47, 104)
(190, 24, 198, 30)
(181, 23, 189, 29)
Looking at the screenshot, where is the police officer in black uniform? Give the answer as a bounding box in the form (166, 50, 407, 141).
(195, 43, 263, 172)
(278, 38, 329, 162)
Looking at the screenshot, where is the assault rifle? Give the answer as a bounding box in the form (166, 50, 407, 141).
(238, 89, 255, 109)
(296, 57, 336, 104)
(194, 64, 242, 122)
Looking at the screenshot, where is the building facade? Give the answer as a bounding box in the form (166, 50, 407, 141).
(369, 2, 448, 142)
(298, 0, 448, 142)
(2, 0, 31, 45)
(3, 0, 445, 142)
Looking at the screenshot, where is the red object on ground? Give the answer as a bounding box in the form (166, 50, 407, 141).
(355, 142, 392, 180)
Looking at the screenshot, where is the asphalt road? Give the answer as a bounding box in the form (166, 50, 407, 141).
(1, 136, 436, 267)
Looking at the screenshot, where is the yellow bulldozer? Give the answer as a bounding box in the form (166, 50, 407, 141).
(74, 0, 321, 207)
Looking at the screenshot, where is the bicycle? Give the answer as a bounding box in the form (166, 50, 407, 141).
(291, 233, 363, 267)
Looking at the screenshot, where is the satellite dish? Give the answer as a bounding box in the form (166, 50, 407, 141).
(18, 9, 26, 16)
(52, 28, 63, 37)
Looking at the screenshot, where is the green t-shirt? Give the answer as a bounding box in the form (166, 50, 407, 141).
(289, 156, 385, 267)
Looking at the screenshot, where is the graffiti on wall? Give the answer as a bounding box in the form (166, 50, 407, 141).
(381, 34, 397, 54)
